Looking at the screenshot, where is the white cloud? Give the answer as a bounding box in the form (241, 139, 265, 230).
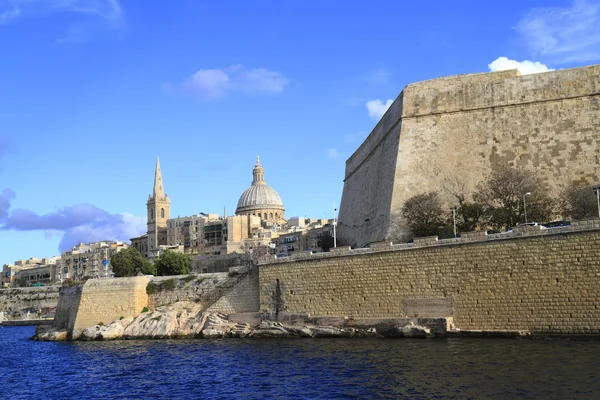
(327, 148, 341, 159)
(488, 57, 554, 75)
(172, 65, 289, 100)
(0, 6, 19, 25)
(517, 0, 600, 63)
(366, 99, 393, 120)
(0, 0, 123, 41)
(365, 68, 391, 84)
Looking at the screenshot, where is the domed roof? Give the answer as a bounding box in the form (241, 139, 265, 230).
(236, 157, 284, 213)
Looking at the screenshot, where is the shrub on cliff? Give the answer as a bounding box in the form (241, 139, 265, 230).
(155, 250, 192, 276)
(111, 247, 155, 277)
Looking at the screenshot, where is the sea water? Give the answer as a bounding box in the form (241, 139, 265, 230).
(1, 326, 599, 399)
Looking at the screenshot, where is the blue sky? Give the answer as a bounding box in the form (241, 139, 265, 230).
(1, 0, 599, 263)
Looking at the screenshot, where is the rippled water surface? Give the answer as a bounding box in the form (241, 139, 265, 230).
(2, 326, 600, 399)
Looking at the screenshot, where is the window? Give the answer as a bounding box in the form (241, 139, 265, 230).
(263, 213, 267, 219)
(161, 208, 165, 218)
(150, 209, 154, 219)
(270, 213, 273, 219)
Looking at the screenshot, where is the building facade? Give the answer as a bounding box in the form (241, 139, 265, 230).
(60, 241, 128, 281)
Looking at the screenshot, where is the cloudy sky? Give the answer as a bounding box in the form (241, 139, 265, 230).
(1, 0, 599, 262)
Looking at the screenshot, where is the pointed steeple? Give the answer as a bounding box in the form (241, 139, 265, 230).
(153, 155, 165, 199)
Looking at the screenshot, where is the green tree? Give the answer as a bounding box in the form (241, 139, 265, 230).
(560, 184, 598, 220)
(401, 192, 448, 238)
(155, 250, 192, 276)
(474, 166, 554, 229)
(111, 247, 155, 277)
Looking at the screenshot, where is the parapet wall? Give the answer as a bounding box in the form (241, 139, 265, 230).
(259, 221, 600, 334)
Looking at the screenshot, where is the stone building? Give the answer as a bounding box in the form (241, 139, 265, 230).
(60, 241, 128, 281)
(235, 157, 285, 224)
(2, 257, 61, 287)
(131, 156, 170, 259)
(338, 64, 600, 247)
(146, 156, 170, 259)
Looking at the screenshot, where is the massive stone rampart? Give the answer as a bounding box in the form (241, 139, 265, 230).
(0, 286, 60, 314)
(339, 65, 600, 246)
(259, 221, 600, 335)
(51, 268, 260, 333)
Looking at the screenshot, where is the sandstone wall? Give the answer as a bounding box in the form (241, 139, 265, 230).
(339, 65, 600, 246)
(53, 286, 83, 331)
(148, 269, 260, 314)
(72, 276, 150, 330)
(259, 224, 600, 334)
(0, 286, 60, 313)
(206, 268, 260, 314)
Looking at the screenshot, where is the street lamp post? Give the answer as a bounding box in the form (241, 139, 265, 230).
(593, 186, 600, 218)
(333, 205, 337, 248)
(523, 192, 532, 224)
(452, 207, 457, 238)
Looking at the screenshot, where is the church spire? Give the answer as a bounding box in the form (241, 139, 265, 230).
(153, 155, 165, 198)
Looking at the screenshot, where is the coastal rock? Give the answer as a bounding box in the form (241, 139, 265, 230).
(123, 302, 203, 339)
(201, 312, 251, 338)
(308, 326, 355, 338)
(32, 325, 68, 341)
(377, 323, 433, 338)
(81, 317, 134, 340)
(251, 321, 290, 338)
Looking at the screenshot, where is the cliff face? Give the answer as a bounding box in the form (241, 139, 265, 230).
(338, 65, 600, 246)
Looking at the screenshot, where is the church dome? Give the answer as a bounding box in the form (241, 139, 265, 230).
(236, 157, 284, 218)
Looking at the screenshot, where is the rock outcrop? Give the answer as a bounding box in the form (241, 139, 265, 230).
(32, 305, 445, 341)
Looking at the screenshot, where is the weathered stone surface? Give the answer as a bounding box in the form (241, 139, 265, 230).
(259, 229, 600, 335)
(124, 302, 204, 339)
(31, 325, 68, 341)
(338, 65, 600, 246)
(81, 317, 134, 340)
(377, 323, 433, 338)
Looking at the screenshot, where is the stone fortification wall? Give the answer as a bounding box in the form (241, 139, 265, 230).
(206, 268, 259, 314)
(339, 65, 600, 246)
(53, 286, 83, 331)
(70, 276, 150, 330)
(259, 221, 600, 334)
(148, 268, 259, 314)
(0, 286, 60, 314)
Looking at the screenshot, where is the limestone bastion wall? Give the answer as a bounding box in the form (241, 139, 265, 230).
(259, 221, 600, 335)
(52, 268, 260, 332)
(147, 268, 259, 314)
(338, 65, 600, 246)
(0, 286, 60, 314)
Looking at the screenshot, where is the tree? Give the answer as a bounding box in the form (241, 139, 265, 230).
(401, 192, 448, 238)
(155, 250, 192, 276)
(560, 185, 598, 220)
(111, 247, 155, 277)
(474, 165, 554, 229)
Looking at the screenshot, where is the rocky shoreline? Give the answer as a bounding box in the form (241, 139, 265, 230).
(32, 301, 440, 341)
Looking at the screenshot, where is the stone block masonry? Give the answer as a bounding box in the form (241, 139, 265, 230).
(259, 227, 600, 335)
(0, 286, 60, 314)
(62, 276, 151, 331)
(338, 64, 600, 246)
